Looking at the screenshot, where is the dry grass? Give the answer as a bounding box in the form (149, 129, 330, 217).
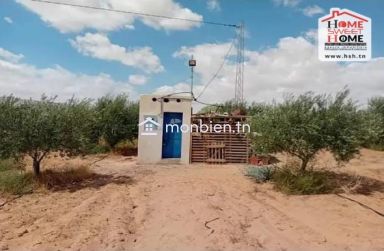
(37, 165, 94, 190)
(35, 164, 134, 192)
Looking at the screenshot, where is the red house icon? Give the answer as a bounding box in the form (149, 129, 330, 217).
(321, 8, 368, 22)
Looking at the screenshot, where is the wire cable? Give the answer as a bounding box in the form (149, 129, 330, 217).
(193, 100, 223, 108)
(195, 38, 236, 100)
(30, 0, 239, 28)
(29, 0, 240, 109)
(160, 91, 192, 98)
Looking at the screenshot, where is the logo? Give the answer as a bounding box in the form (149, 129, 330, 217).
(138, 117, 252, 137)
(318, 8, 371, 61)
(139, 116, 160, 136)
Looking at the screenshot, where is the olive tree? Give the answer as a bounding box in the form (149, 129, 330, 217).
(362, 97, 384, 149)
(251, 90, 363, 171)
(0, 96, 21, 159)
(0, 96, 94, 176)
(94, 95, 139, 147)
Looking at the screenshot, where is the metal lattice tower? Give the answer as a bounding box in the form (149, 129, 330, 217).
(235, 22, 245, 105)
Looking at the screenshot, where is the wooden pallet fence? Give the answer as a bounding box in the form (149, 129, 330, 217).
(191, 115, 250, 164)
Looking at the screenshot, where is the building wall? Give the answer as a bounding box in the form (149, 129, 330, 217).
(137, 95, 192, 165)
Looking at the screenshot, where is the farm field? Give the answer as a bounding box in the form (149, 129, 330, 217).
(1, 149, 384, 251)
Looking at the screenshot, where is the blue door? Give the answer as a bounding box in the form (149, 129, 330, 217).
(162, 112, 183, 158)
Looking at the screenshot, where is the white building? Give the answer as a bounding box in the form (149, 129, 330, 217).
(137, 95, 192, 164)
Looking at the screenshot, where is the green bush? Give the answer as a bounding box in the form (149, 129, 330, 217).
(0, 159, 19, 172)
(271, 168, 335, 195)
(0, 171, 34, 195)
(94, 95, 139, 148)
(87, 145, 111, 154)
(361, 97, 384, 150)
(114, 139, 138, 156)
(245, 166, 274, 182)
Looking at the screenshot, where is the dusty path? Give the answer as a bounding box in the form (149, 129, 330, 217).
(1, 151, 384, 251)
(129, 165, 384, 251)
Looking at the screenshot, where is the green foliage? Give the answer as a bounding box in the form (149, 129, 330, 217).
(362, 97, 384, 150)
(245, 166, 274, 182)
(86, 144, 111, 155)
(271, 168, 334, 195)
(114, 139, 138, 156)
(94, 95, 139, 147)
(251, 90, 363, 170)
(0, 159, 23, 172)
(0, 94, 139, 176)
(247, 102, 272, 116)
(59, 98, 96, 155)
(0, 96, 96, 175)
(0, 171, 34, 195)
(0, 96, 21, 158)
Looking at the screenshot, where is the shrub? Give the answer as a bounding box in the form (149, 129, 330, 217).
(114, 139, 138, 156)
(94, 95, 139, 148)
(0, 171, 34, 195)
(0, 159, 24, 172)
(87, 144, 111, 155)
(245, 166, 274, 182)
(271, 168, 335, 195)
(362, 97, 384, 150)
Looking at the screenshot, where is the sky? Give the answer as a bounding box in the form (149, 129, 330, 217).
(0, 0, 383, 107)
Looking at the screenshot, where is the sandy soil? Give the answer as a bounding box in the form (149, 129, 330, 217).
(1, 149, 384, 251)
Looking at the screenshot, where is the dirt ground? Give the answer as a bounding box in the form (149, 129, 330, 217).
(1, 149, 384, 251)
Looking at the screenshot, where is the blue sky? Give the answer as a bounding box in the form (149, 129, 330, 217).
(0, 0, 383, 104)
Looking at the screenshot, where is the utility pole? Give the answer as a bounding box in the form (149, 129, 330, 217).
(189, 55, 196, 99)
(235, 22, 245, 105)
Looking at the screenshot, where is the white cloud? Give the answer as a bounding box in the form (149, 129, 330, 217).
(3, 16, 13, 24)
(0, 48, 24, 63)
(129, 74, 148, 85)
(302, 5, 324, 17)
(16, 0, 203, 33)
(207, 0, 220, 11)
(303, 29, 318, 43)
(160, 34, 384, 107)
(173, 41, 236, 83)
(272, 0, 300, 7)
(0, 48, 137, 101)
(70, 33, 164, 73)
(154, 82, 191, 96)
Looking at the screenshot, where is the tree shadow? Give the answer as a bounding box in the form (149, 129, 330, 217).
(322, 171, 384, 195)
(37, 168, 135, 193)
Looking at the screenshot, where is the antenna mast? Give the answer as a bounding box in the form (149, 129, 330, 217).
(235, 22, 245, 105)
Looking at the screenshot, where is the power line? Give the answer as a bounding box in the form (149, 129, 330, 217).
(193, 99, 223, 108)
(30, 0, 239, 28)
(160, 91, 192, 98)
(195, 37, 236, 100)
(30, 0, 245, 106)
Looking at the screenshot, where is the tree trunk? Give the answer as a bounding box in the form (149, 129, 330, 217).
(300, 158, 309, 172)
(33, 158, 41, 176)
